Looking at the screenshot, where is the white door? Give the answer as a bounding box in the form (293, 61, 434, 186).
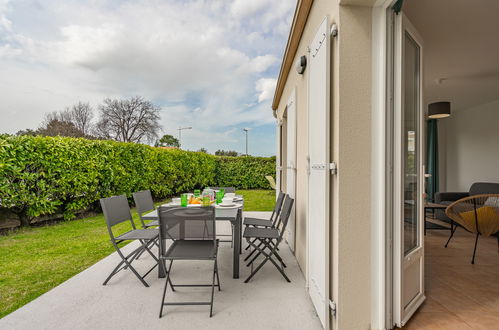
(307, 16, 330, 328)
(393, 13, 425, 327)
(286, 89, 297, 251)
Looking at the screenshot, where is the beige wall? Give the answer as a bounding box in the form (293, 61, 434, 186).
(276, 0, 340, 276)
(439, 99, 499, 192)
(275, 1, 373, 329)
(334, 5, 372, 329)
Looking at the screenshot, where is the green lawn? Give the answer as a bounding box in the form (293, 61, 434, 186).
(0, 189, 274, 318)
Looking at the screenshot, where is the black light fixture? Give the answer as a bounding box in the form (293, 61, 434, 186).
(295, 55, 307, 74)
(428, 101, 451, 119)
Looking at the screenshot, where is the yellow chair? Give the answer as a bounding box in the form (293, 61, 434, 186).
(445, 194, 499, 264)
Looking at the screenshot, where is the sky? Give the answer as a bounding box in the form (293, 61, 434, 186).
(0, 0, 295, 156)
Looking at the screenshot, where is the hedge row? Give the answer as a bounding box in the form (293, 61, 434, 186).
(0, 136, 275, 226)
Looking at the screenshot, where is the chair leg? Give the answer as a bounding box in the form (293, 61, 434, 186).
(244, 240, 264, 261)
(244, 239, 290, 283)
(245, 237, 256, 250)
(471, 232, 480, 264)
(215, 259, 221, 291)
(159, 260, 174, 318)
(104, 245, 150, 287)
(445, 222, 457, 248)
(210, 259, 217, 317)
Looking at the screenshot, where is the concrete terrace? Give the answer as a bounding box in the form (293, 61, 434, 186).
(0, 212, 322, 330)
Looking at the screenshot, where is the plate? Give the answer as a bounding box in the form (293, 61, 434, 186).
(233, 198, 243, 202)
(219, 203, 236, 207)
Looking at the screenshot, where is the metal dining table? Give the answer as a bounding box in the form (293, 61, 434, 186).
(141, 200, 243, 279)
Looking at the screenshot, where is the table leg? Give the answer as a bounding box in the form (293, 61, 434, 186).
(158, 257, 165, 278)
(232, 211, 241, 279)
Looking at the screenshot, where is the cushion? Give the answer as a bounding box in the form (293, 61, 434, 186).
(459, 206, 499, 236)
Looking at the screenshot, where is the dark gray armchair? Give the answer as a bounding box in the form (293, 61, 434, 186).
(435, 182, 499, 223)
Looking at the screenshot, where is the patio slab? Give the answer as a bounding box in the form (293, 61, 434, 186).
(0, 212, 321, 330)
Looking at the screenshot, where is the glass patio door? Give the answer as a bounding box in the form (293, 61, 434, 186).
(393, 12, 425, 327)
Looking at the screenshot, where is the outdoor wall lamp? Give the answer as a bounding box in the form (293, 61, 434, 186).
(295, 55, 307, 74)
(428, 101, 451, 119)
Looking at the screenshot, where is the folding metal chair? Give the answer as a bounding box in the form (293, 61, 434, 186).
(100, 195, 159, 287)
(243, 197, 294, 283)
(133, 190, 158, 228)
(207, 186, 236, 193)
(207, 187, 238, 246)
(243, 191, 286, 255)
(158, 206, 221, 318)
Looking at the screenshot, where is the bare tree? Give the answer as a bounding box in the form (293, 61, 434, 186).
(68, 102, 93, 135)
(37, 119, 86, 137)
(95, 96, 161, 143)
(42, 101, 94, 135)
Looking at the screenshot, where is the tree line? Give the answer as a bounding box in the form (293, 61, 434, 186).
(15, 96, 244, 156)
(17, 96, 161, 144)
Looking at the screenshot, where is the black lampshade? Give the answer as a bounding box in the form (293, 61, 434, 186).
(428, 102, 451, 119)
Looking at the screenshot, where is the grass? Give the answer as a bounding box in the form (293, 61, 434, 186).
(0, 189, 274, 318)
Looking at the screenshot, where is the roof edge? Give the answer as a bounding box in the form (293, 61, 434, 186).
(271, 0, 313, 110)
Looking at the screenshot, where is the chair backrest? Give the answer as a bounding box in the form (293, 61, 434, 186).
(100, 195, 135, 239)
(133, 190, 155, 216)
(207, 187, 236, 193)
(469, 182, 499, 196)
(158, 206, 216, 242)
(275, 197, 294, 240)
(270, 191, 286, 225)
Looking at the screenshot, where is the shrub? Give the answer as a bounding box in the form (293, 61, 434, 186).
(0, 136, 275, 226)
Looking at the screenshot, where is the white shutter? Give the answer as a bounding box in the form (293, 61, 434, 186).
(307, 16, 331, 328)
(286, 89, 297, 251)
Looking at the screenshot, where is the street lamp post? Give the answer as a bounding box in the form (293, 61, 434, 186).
(177, 126, 192, 149)
(243, 128, 249, 155)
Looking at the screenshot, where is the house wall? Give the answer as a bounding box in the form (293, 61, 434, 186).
(439, 99, 499, 192)
(275, 1, 373, 329)
(276, 0, 339, 277)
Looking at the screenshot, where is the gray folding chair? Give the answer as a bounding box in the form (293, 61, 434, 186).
(207, 186, 236, 193)
(243, 197, 294, 283)
(100, 195, 159, 287)
(207, 187, 238, 246)
(243, 191, 286, 255)
(133, 190, 158, 228)
(158, 206, 221, 318)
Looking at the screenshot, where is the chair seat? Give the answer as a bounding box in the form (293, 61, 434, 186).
(244, 217, 273, 227)
(144, 220, 159, 227)
(243, 227, 279, 239)
(116, 229, 159, 241)
(163, 240, 218, 260)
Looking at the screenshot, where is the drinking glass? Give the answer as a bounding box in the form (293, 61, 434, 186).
(220, 188, 225, 198)
(202, 195, 211, 207)
(181, 193, 188, 207)
(194, 189, 201, 197)
(216, 191, 223, 204)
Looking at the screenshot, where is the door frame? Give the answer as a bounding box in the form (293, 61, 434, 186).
(371, 1, 426, 329)
(392, 12, 425, 326)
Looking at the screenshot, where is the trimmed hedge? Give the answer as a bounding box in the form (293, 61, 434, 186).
(0, 136, 275, 226)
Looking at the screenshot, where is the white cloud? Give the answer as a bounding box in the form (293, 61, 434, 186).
(255, 78, 277, 103)
(0, 0, 294, 155)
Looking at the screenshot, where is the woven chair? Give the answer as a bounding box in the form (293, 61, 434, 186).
(445, 194, 499, 264)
